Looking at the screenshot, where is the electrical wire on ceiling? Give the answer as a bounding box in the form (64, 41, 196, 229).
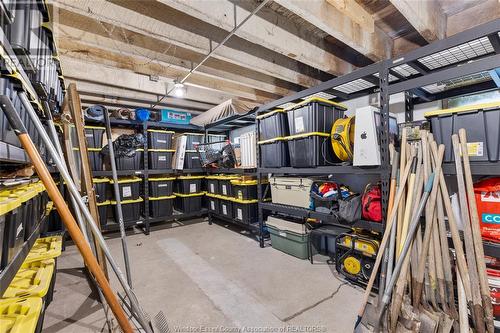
(151, 0, 272, 107)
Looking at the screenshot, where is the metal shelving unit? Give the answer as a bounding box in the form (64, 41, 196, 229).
(255, 19, 500, 251)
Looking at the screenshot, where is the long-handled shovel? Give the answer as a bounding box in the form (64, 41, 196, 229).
(452, 134, 485, 333)
(0, 96, 134, 333)
(458, 129, 495, 333)
(354, 154, 416, 331)
(375, 173, 436, 330)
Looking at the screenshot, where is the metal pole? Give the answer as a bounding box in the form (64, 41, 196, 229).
(102, 106, 133, 287)
(18, 92, 153, 333)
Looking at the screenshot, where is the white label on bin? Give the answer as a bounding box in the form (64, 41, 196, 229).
(210, 184, 215, 192)
(210, 201, 215, 210)
(222, 185, 227, 195)
(158, 184, 169, 188)
(122, 186, 132, 198)
(85, 133, 93, 137)
(157, 139, 167, 143)
(279, 231, 287, 237)
(237, 208, 243, 220)
(222, 204, 227, 215)
(189, 184, 197, 193)
(192, 156, 199, 160)
(467, 142, 483, 156)
(158, 156, 167, 161)
(295, 116, 305, 133)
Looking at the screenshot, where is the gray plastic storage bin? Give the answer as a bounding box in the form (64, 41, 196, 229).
(257, 109, 288, 141)
(425, 102, 500, 162)
(147, 129, 174, 149)
(258, 138, 289, 168)
(219, 198, 233, 218)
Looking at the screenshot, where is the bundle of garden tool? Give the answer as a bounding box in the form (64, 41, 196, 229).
(354, 127, 494, 332)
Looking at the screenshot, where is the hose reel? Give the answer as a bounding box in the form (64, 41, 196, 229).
(331, 116, 355, 161)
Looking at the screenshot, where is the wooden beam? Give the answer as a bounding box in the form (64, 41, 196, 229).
(51, 1, 321, 88)
(55, 24, 295, 97)
(325, 0, 375, 33)
(274, 0, 391, 61)
(156, 0, 355, 75)
(389, 0, 446, 42)
(446, 0, 500, 37)
(58, 42, 277, 103)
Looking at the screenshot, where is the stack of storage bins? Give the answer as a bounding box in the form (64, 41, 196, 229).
(148, 176, 176, 218)
(147, 129, 175, 170)
(0, 182, 47, 272)
(284, 97, 346, 167)
(109, 177, 143, 224)
(0, 236, 63, 332)
(183, 133, 205, 169)
(174, 176, 205, 213)
(257, 109, 289, 167)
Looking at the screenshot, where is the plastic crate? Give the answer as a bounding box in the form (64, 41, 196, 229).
(258, 138, 288, 168)
(71, 125, 105, 148)
(175, 176, 204, 194)
(286, 133, 336, 167)
(173, 192, 204, 213)
(2, 258, 55, 299)
(1, 198, 24, 269)
(206, 194, 220, 214)
(218, 175, 239, 197)
(205, 176, 219, 195)
(149, 177, 175, 197)
(257, 109, 288, 141)
(285, 97, 346, 136)
(232, 198, 258, 224)
(219, 198, 233, 218)
(425, 101, 500, 162)
(110, 197, 143, 223)
(149, 195, 175, 218)
(110, 177, 142, 201)
(184, 151, 203, 169)
(267, 224, 309, 259)
(0, 297, 44, 333)
(147, 129, 174, 149)
(96, 201, 110, 227)
(184, 133, 205, 150)
(149, 149, 175, 170)
(116, 149, 144, 171)
(93, 177, 110, 203)
(230, 179, 268, 200)
(24, 236, 63, 264)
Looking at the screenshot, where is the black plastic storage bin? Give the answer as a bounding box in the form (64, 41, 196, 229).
(218, 175, 239, 197)
(149, 149, 174, 170)
(116, 149, 144, 170)
(285, 97, 346, 136)
(1, 198, 24, 269)
(232, 199, 258, 224)
(110, 197, 143, 223)
(206, 194, 220, 214)
(230, 179, 268, 200)
(258, 138, 289, 168)
(147, 129, 174, 149)
(79, 148, 104, 171)
(175, 175, 204, 194)
(96, 201, 110, 226)
(184, 133, 205, 150)
(205, 176, 219, 195)
(219, 198, 233, 218)
(149, 195, 175, 218)
(71, 125, 105, 148)
(93, 177, 110, 203)
(174, 192, 204, 213)
(184, 151, 203, 169)
(287, 133, 336, 167)
(110, 177, 142, 201)
(257, 109, 288, 141)
(149, 176, 175, 197)
(425, 102, 500, 162)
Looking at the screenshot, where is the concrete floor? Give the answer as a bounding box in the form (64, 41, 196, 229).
(42, 218, 365, 333)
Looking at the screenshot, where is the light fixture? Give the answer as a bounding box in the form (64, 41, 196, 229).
(172, 80, 186, 98)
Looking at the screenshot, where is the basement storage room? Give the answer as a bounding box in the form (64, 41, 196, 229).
(0, 1, 499, 333)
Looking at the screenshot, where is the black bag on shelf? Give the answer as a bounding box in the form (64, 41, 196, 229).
(337, 194, 362, 224)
